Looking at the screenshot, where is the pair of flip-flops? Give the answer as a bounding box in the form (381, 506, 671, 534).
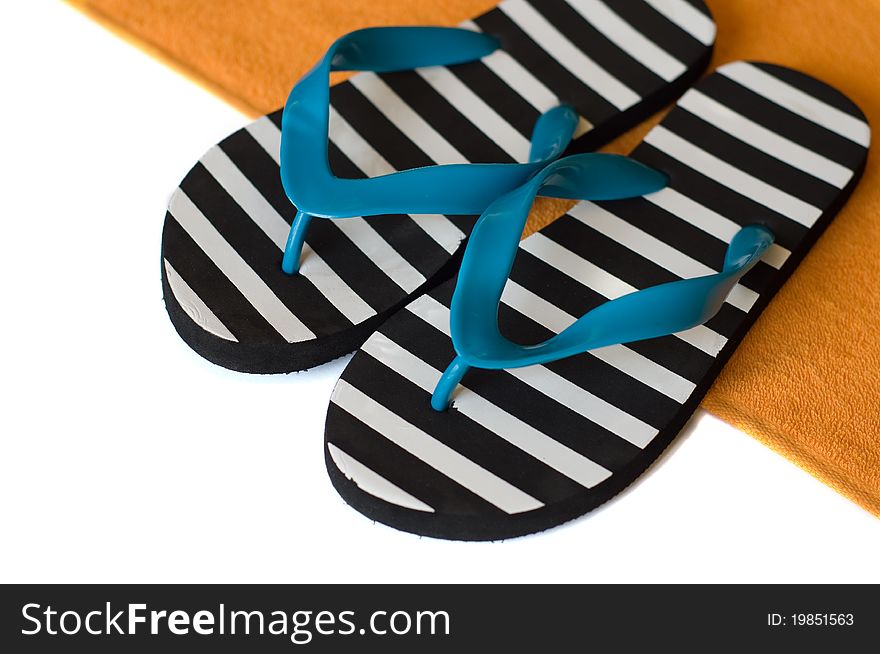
(161, 0, 869, 541)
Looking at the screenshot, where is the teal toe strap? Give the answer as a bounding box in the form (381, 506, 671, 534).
(430, 154, 774, 411)
(279, 26, 579, 274)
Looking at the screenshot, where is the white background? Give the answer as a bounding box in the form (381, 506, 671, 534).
(1, 1, 877, 583)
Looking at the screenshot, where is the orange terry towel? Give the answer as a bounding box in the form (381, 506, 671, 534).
(67, 0, 880, 515)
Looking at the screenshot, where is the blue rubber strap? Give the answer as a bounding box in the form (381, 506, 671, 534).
(279, 27, 579, 274)
(431, 154, 774, 410)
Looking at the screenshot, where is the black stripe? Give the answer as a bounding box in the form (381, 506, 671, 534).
(379, 69, 514, 164)
(663, 106, 839, 207)
(738, 263, 777, 296)
(445, 214, 479, 236)
(546, 350, 683, 434)
(632, 144, 810, 249)
(493, 303, 685, 426)
(593, 197, 780, 295)
(510, 247, 610, 316)
(426, 269, 680, 418)
(179, 165, 354, 335)
(537, 0, 663, 97)
(219, 129, 293, 218)
(539, 213, 744, 340)
(266, 110, 282, 130)
(326, 402, 507, 517)
(755, 62, 867, 120)
(427, 274, 456, 308)
(475, 7, 618, 126)
(346, 347, 589, 503)
(426, 274, 696, 434)
(508, 247, 714, 383)
(515, 224, 736, 375)
(367, 214, 456, 280)
(162, 216, 285, 344)
(379, 309, 643, 472)
(613, 0, 710, 64)
(324, 142, 453, 279)
(626, 335, 716, 383)
(703, 304, 745, 339)
(330, 83, 434, 170)
(218, 132, 406, 318)
(599, 196, 727, 270)
(450, 60, 541, 140)
(699, 74, 866, 169)
(543, 214, 679, 287)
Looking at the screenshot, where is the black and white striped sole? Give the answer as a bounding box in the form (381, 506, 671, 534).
(325, 61, 870, 541)
(161, 0, 715, 373)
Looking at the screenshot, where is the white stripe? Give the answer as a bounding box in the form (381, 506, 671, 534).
(327, 443, 434, 513)
(248, 109, 397, 180)
(327, 106, 395, 177)
(520, 233, 728, 355)
(568, 202, 759, 313)
(501, 281, 696, 402)
(573, 116, 595, 139)
(407, 295, 658, 448)
(645, 187, 791, 269)
(590, 345, 695, 404)
(332, 218, 426, 293)
(719, 62, 870, 147)
(675, 324, 727, 357)
(332, 378, 544, 513)
(507, 365, 658, 448)
(168, 191, 316, 343)
(566, 0, 686, 82)
(324, 109, 467, 261)
(645, 125, 822, 227)
(522, 233, 635, 299)
(245, 116, 281, 164)
(408, 214, 465, 255)
(198, 147, 375, 325)
(163, 260, 237, 342)
(241, 105, 463, 300)
(501, 0, 640, 110)
(349, 72, 468, 164)
(678, 90, 854, 188)
(461, 19, 600, 139)
(362, 333, 613, 490)
(297, 247, 376, 324)
(199, 147, 290, 246)
(415, 65, 531, 161)
(467, 41, 594, 138)
(480, 47, 559, 112)
(642, 0, 716, 46)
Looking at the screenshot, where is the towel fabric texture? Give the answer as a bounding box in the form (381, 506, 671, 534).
(68, 0, 880, 516)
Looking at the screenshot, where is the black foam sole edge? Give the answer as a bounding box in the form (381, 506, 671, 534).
(324, 156, 867, 541)
(160, 44, 713, 375)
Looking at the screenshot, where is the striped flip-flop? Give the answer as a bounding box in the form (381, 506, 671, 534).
(325, 61, 870, 541)
(161, 0, 716, 373)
